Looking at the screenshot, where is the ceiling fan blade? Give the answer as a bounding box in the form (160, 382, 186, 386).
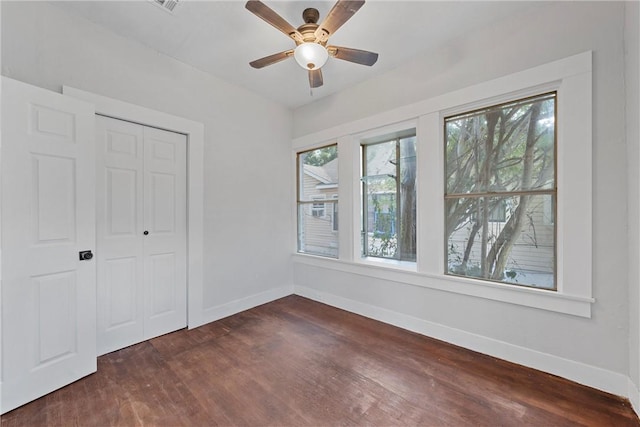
(309, 69, 323, 88)
(249, 50, 294, 69)
(327, 46, 378, 66)
(245, 1, 303, 43)
(314, 0, 365, 43)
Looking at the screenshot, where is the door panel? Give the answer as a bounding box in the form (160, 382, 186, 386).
(32, 154, 77, 242)
(104, 256, 138, 329)
(106, 168, 138, 236)
(149, 252, 177, 317)
(35, 272, 77, 364)
(150, 172, 176, 233)
(1, 77, 96, 414)
(30, 104, 77, 141)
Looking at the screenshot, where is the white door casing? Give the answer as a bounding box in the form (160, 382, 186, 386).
(1, 77, 97, 414)
(62, 86, 205, 329)
(96, 116, 187, 355)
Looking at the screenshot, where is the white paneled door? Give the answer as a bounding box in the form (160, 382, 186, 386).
(95, 116, 187, 355)
(1, 77, 97, 413)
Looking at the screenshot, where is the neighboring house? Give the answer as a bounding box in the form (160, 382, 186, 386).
(299, 159, 339, 257)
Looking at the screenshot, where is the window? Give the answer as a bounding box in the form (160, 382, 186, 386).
(297, 145, 338, 258)
(311, 196, 325, 217)
(293, 52, 592, 317)
(361, 131, 417, 261)
(444, 93, 556, 289)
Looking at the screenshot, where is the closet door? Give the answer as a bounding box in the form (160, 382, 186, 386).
(96, 116, 186, 355)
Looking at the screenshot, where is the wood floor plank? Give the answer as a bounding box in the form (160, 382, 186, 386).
(2, 295, 638, 426)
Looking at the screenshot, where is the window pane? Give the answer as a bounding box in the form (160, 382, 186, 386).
(446, 194, 555, 289)
(362, 135, 416, 261)
(297, 145, 338, 258)
(365, 188, 397, 258)
(298, 201, 338, 258)
(298, 146, 338, 202)
(445, 93, 555, 194)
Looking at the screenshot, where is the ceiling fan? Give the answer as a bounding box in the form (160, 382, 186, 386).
(245, 0, 379, 89)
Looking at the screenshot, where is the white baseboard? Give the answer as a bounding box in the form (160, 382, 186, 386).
(194, 284, 294, 328)
(294, 285, 631, 400)
(629, 378, 640, 416)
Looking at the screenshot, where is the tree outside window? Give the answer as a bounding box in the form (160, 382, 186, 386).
(445, 93, 556, 289)
(362, 133, 416, 261)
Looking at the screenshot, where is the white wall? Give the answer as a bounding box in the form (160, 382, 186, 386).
(1, 1, 294, 322)
(626, 0, 640, 409)
(293, 1, 632, 393)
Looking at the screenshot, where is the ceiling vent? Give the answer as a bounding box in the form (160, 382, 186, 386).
(149, 0, 180, 14)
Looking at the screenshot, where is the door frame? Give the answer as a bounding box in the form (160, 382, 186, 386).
(63, 86, 206, 329)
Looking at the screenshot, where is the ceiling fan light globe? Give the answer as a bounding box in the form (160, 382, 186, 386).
(294, 43, 329, 70)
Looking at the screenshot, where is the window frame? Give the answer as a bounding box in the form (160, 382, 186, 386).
(361, 130, 417, 262)
(292, 51, 593, 317)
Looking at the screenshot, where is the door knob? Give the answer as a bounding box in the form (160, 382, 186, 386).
(79, 250, 93, 261)
(143, 230, 149, 235)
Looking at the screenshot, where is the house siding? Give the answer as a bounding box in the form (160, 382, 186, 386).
(299, 170, 338, 257)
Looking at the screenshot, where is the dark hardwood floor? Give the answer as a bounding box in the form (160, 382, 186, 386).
(2, 295, 638, 426)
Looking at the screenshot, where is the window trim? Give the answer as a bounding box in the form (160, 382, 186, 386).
(292, 51, 593, 317)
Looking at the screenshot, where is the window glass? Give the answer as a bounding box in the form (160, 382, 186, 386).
(362, 133, 416, 261)
(311, 197, 325, 217)
(297, 145, 338, 257)
(445, 93, 556, 288)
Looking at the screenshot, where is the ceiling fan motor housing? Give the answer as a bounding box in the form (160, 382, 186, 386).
(302, 8, 320, 24)
(296, 22, 325, 45)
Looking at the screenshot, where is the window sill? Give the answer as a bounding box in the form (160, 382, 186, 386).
(359, 256, 417, 271)
(292, 253, 594, 318)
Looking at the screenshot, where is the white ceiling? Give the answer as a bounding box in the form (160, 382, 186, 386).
(51, 0, 540, 109)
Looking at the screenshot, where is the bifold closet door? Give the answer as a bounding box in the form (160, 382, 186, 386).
(96, 115, 187, 356)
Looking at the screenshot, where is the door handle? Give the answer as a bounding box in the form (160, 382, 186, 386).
(143, 231, 149, 235)
(79, 250, 93, 261)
